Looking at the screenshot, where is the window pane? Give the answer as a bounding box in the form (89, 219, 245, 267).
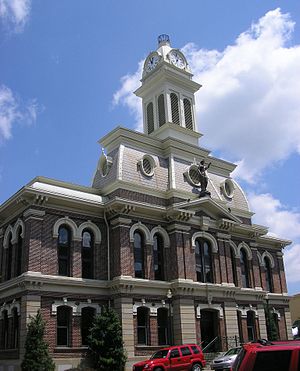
(153, 234, 164, 281)
(137, 307, 149, 345)
(81, 307, 95, 345)
(253, 350, 292, 371)
(57, 307, 70, 347)
(134, 232, 144, 278)
(147, 102, 154, 134)
(82, 230, 93, 279)
(58, 227, 69, 245)
(82, 231, 92, 248)
(180, 346, 192, 356)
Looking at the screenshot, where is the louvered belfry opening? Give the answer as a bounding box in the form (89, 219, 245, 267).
(184, 98, 193, 130)
(147, 102, 154, 134)
(158, 94, 166, 127)
(170, 93, 180, 125)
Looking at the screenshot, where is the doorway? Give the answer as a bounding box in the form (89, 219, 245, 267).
(200, 309, 219, 351)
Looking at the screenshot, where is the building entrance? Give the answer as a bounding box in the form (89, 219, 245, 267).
(200, 309, 219, 351)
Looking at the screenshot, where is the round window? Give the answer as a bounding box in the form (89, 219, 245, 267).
(222, 179, 234, 198)
(185, 164, 201, 187)
(139, 155, 155, 177)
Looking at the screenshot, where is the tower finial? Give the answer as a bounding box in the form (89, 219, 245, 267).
(158, 34, 170, 46)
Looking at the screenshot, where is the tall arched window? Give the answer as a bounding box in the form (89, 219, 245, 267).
(58, 226, 71, 276)
(57, 306, 72, 346)
(6, 236, 13, 281)
(134, 231, 144, 279)
(170, 93, 180, 125)
(147, 102, 154, 134)
(264, 256, 273, 292)
(2, 310, 8, 349)
(183, 98, 193, 130)
(158, 94, 166, 127)
(240, 248, 250, 288)
(11, 307, 19, 349)
(137, 307, 150, 345)
(153, 234, 164, 281)
(247, 311, 256, 341)
(195, 239, 213, 283)
(81, 307, 96, 346)
(230, 247, 238, 286)
(16, 228, 23, 277)
(157, 307, 169, 345)
(82, 230, 94, 279)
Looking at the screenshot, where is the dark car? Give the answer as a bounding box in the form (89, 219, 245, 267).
(132, 344, 206, 371)
(211, 347, 241, 370)
(231, 339, 300, 371)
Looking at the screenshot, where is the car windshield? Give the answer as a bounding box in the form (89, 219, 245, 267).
(225, 347, 241, 356)
(150, 350, 169, 359)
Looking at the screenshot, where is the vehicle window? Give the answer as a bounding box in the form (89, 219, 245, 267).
(180, 346, 192, 356)
(232, 348, 246, 371)
(253, 350, 292, 371)
(191, 345, 200, 354)
(225, 347, 241, 356)
(170, 349, 180, 358)
(150, 349, 169, 359)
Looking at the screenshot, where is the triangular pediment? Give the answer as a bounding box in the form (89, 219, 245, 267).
(173, 197, 242, 224)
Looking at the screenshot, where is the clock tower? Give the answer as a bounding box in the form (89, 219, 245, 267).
(134, 34, 202, 145)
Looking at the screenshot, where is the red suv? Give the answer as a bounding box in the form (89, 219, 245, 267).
(231, 339, 300, 371)
(132, 344, 206, 371)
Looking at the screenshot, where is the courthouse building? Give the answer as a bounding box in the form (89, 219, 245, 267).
(0, 35, 293, 370)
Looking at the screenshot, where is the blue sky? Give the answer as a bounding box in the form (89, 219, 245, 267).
(0, 0, 299, 294)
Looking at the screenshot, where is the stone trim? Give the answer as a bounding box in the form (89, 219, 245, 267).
(3, 218, 25, 248)
(237, 242, 252, 260)
(150, 226, 170, 248)
(51, 299, 100, 316)
(133, 300, 170, 317)
(236, 305, 258, 318)
(0, 300, 20, 318)
(191, 231, 218, 253)
(53, 217, 101, 243)
(196, 303, 224, 319)
(129, 222, 151, 244)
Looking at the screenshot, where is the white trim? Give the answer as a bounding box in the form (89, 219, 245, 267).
(3, 225, 13, 249)
(150, 226, 170, 248)
(53, 217, 79, 241)
(196, 304, 224, 319)
(51, 300, 79, 316)
(133, 301, 169, 317)
(11, 218, 25, 244)
(229, 241, 239, 258)
(238, 242, 252, 260)
(77, 302, 101, 315)
(261, 251, 275, 269)
(129, 222, 151, 244)
(78, 221, 101, 244)
(191, 231, 218, 253)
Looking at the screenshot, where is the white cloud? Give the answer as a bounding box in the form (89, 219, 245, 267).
(113, 8, 300, 183)
(249, 192, 300, 284)
(0, 0, 31, 32)
(112, 61, 143, 131)
(0, 85, 37, 143)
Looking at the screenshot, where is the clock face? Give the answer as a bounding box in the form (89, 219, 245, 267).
(146, 54, 160, 72)
(169, 50, 186, 69)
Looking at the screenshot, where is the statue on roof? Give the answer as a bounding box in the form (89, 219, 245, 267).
(198, 160, 211, 198)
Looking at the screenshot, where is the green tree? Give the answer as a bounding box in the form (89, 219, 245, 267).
(87, 307, 127, 371)
(21, 311, 55, 371)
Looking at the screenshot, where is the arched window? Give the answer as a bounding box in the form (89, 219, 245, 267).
(137, 307, 150, 345)
(6, 236, 13, 281)
(2, 310, 8, 349)
(195, 239, 213, 283)
(158, 94, 166, 127)
(264, 257, 273, 292)
(230, 247, 238, 286)
(11, 308, 19, 349)
(58, 226, 71, 276)
(57, 306, 72, 346)
(82, 230, 94, 279)
(170, 93, 180, 125)
(240, 248, 250, 288)
(153, 234, 164, 281)
(134, 231, 144, 279)
(16, 228, 23, 277)
(81, 307, 96, 346)
(247, 311, 256, 341)
(183, 98, 193, 130)
(147, 102, 154, 134)
(157, 307, 169, 345)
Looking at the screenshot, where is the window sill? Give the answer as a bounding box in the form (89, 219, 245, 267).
(54, 347, 88, 353)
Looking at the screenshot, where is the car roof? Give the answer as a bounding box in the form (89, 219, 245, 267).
(159, 344, 199, 351)
(243, 340, 300, 351)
